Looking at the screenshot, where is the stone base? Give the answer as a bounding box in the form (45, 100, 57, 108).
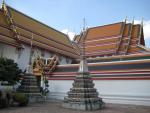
(23, 93, 45, 103)
(28, 95, 45, 103)
(62, 101, 104, 111)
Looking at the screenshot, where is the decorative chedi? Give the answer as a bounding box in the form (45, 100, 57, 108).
(17, 38, 42, 102)
(17, 66, 42, 102)
(63, 30, 104, 110)
(17, 73, 41, 96)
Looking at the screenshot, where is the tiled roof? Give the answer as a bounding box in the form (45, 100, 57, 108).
(74, 22, 149, 57)
(0, 10, 21, 47)
(86, 22, 123, 40)
(0, 6, 79, 58)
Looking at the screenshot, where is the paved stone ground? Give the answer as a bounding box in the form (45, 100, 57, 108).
(0, 102, 150, 113)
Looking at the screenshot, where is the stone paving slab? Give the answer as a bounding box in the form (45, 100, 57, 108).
(0, 102, 150, 113)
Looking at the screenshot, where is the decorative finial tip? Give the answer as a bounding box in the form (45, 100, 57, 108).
(83, 18, 86, 31)
(2, 0, 5, 5)
(141, 18, 144, 26)
(132, 17, 134, 24)
(1, 0, 6, 9)
(124, 16, 127, 23)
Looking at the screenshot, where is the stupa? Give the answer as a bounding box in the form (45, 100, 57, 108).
(17, 41, 42, 102)
(63, 30, 104, 110)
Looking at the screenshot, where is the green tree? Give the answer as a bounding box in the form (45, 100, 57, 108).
(0, 58, 21, 85)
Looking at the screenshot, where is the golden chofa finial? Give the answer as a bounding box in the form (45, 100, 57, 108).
(2, 0, 5, 4)
(1, 0, 5, 8)
(2, 0, 5, 5)
(1, 0, 6, 10)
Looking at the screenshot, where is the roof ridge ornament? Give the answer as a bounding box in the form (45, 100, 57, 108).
(124, 16, 127, 23)
(141, 18, 144, 27)
(2, 0, 4, 7)
(1, 0, 6, 11)
(1, 1, 21, 47)
(82, 18, 88, 32)
(132, 17, 134, 25)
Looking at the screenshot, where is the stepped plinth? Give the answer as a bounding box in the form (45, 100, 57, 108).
(63, 59, 104, 110)
(17, 73, 43, 102)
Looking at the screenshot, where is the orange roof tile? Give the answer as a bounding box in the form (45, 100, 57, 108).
(74, 22, 148, 57)
(86, 22, 123, 40)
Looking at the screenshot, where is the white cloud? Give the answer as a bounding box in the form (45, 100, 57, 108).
(143, 21, 150, 40)
(143, 21, 150, 47)
(61, 29, 75, 41)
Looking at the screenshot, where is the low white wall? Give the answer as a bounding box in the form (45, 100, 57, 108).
(48, 80, 150, 106)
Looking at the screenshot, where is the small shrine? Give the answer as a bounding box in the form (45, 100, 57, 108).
(63, 31, 104, 110)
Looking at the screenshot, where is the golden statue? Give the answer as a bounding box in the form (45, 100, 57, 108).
(33, 56, 58, 76)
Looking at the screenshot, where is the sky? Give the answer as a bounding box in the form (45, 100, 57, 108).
(0, 0, 150, 47)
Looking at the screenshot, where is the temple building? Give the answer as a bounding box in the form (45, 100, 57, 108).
(0, 3, 150, 106)
(46, 20, 150, 106)
(0, 4, 78, 71)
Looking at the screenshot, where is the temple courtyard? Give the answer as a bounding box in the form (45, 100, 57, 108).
(0, 101, 150, 113)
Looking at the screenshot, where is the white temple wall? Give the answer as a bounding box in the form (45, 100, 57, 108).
(44, 50, 52, 58)
(59, 56, 66, 64)
(17, 44, 31, 71)
(66, 58, 72, 64)
(0, 43, 18, 62)
(58, 56, 68, 65)
(0, 43, 73, 71)
(48, 80, 150, 106)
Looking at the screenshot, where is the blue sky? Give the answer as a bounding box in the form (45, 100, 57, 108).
(1, 0, 150, 47)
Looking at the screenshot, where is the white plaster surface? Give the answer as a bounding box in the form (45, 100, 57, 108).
(48, 80, 150, 106)
(0, 43, 18, 62)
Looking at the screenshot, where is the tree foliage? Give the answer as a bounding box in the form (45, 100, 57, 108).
(0, 58, 21, 85)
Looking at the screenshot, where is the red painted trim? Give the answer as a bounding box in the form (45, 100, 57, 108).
(45, 59, 150, 70)
(48, 77, 150, 80)
(85, 34, 121, 41)
(87, 53, 150, 61)
(85, 52, 115, 57)
(85, 42, 116, 48)
(85, 36, 119, 43)
(45, 72, 77, 75)
(92, 77, 150, 80)
(48, 70, 150, 76)
(91, 70, 150, 74)
(85, 50, 115, 55)
(86, 49, 115, 53)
